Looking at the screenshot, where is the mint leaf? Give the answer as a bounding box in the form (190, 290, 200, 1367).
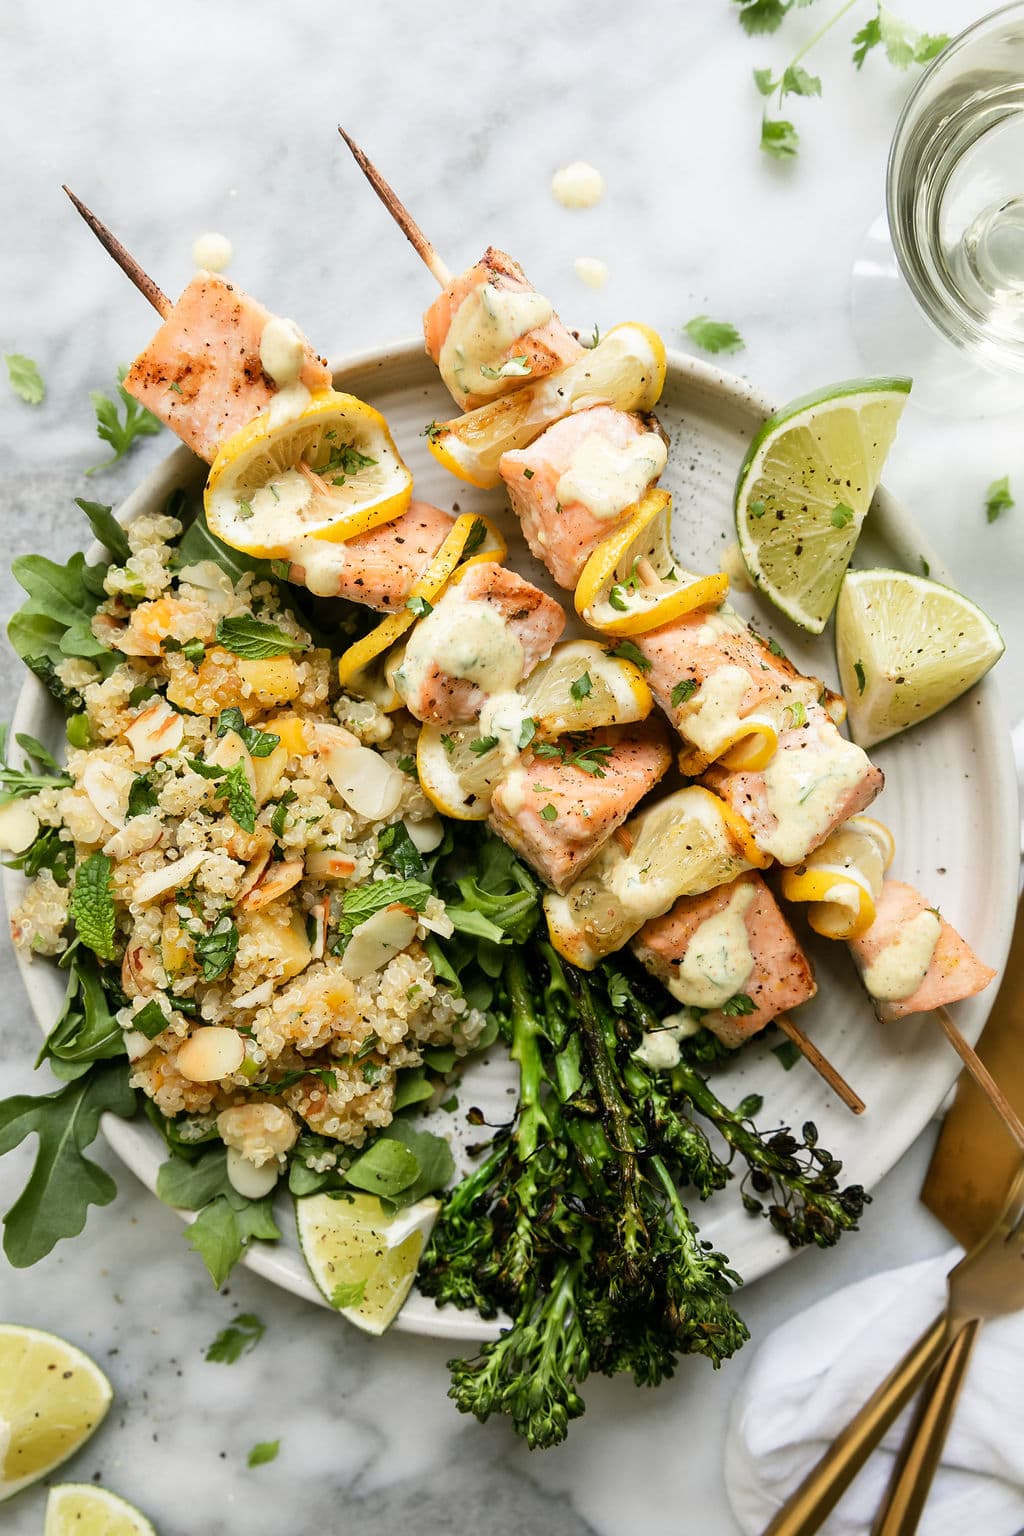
(219, 760, 256, 833)
(215, 707, 281, 758)
(206, 1312, 266, 1363)
(70, 852, 116, 960)
(193, 915, 239, 981)
(5, 353, 45, 405)
(377, 822, 427, 879)
(0, 1061, 136, 1265)
(337, 879, 432, 938)
(132, 1000, 169, 1040)
(215, 616, 305, 659)
(683, 316, 745, 355)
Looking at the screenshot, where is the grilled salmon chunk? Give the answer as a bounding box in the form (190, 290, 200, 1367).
(288, 501, 455, 610)
(632, 872, 817, 1047)
(848, 879, 995, 1022)
(489, 723, 672, 893)
(124, 272, 331, 462)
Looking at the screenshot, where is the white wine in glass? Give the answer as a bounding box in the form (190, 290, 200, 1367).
(852, 2, 1024, 414)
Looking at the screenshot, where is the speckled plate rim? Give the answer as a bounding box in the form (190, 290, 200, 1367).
(4, 337, 1018, 1342)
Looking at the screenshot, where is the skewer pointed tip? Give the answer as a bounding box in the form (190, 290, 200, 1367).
(62, 185, 170, 319)
(336, 127, 452, 289)
(776, 1013, 866, 1115)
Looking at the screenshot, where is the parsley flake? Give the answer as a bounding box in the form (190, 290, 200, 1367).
(671, 678, 698, 708)
(5, 353, 45, 405)
(540, 804, 558, 822)
(985, 475, 1014, 524)
(683, 316, 745, 355)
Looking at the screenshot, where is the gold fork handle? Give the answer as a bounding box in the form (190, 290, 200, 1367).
(869, 1319, 980, 1536)
(763, 1313, 959, 1535)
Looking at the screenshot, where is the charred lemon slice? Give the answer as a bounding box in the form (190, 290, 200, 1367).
(519, 640, 652, 738)
(427, 324, 667, 489)
(780, 815, 895, 940)
(575, 490, 729, 636)
(205, 389, 413, 558)
(416, 720, 510, 820)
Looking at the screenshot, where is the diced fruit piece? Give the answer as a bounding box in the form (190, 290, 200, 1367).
(836, 568, 1005, 748)
(238, 655, 302, 706)
(296, 1192, 441, 1334)
(0, 1325, 112, 1503)
(735, 377, 910, 633)
(237, 906, 311, 980)
(340, 905, 419, 979)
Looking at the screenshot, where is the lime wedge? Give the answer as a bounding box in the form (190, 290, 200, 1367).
(836, 568, 1004, 748)
(45, 1484, 156, 1536)
(0, 1325, 112, 1503)
(296, 1191, 440, 1335)
(735, 377, 911, 633)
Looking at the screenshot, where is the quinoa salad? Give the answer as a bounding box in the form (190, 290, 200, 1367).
(5, 499, 495, 1206)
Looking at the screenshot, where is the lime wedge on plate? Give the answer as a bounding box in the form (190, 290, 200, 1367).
(836, 568, 1004, 748)
(0, 1324, 112, 1502)
(45, 1485, 156, 1536)
(735, 377, 911, 633)
(296, 1191, 440, 1335)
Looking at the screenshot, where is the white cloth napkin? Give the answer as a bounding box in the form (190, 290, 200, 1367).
(724, 1250, 1024, 1536)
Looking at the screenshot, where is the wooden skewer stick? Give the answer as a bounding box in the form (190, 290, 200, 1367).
(776, 1013, 866, 1116)
(936, 1005, 1024, 1152)
(337, 128, 452, 289)
(62, 185, 170, 319)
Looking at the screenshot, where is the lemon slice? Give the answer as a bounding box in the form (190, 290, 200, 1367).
(205, 389, 413, 558)
(416, 720, 510, 820)
(735, 378, 911, 633)
(836, 568, 1005, 748)
(575, 490, 729, 636)
(337, 513, 492, 705)
(519, 640, 653, 738)
(296, 1191, 440, 1335)
(544, 785, 766, 968)
(0, 1325, 112, 1503)
(427, 323, 667, 488)
(45, 1485, 156, 1536)
(781, 815, 895, 940)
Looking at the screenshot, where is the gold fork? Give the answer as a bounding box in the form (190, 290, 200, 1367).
(762, 1165, 1024, 1535)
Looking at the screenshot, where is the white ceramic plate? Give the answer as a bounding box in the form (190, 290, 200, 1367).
(5, 341, 1017, 1341)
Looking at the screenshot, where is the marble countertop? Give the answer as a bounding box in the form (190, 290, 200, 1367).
(1, 1, 1019, 1531)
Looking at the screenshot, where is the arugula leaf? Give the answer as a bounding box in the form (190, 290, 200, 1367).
(37, 955, 124, 1079)
(192, 915, 239, 981)
(344, 1137, 420, 1198)
(173, 503, 280, 585)
(185, 1192, 280, 1288)
(392, 1067, 435, 1112)
(17, 733, 62, 774)
(0, 1060, 136, 1266)
(216, 708, 281, 758)
(761, 117, 800, 158)
(215, 616, 306, 659)
(772, 1040, 801, 1070)
(336, 879, 433, 938)
(683, 316, 746, 355)
(377, 822, 427, 879)
(247, 1440, 280, 1467)
(0, 726, 71, 806)
(157, 1146, 234, 1210)
(985, 475, 1014, 524)
(8, 544, 116, 710)
(380, 1119, 455, 1208)
(74, 498, 131, 564)
(69, 852, 116, 961)
(5, 353, 45, 405)
(206, 1312, 266, 1364)
(87, 371, 162, 474)
(4, 824, 74, 885)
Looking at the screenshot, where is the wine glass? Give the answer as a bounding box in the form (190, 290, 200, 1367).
(851, 1, 1024, 415)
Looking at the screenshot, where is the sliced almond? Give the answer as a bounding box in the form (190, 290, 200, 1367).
(81, 759, 136, 829)
(307, 721, 360, 755)
(236, 848, 272, 904)
(340, 904, 418, 980)
(251, 743, 289, 806)
(0, 799, 39, 854)
(238, 858, 304, 912)
(225, 1146, 280, 1199)
(133, 847, 206, 906)
(232, 979, 275, 1009)
(125, 699, 184, 763)
(176, 1026, 246, 1083)
(323, 744, 404, 822)
(305, 849, 357, 880)
(208, 729, 256, 793)
(309, 896, 330, 960)
(121, 941, 160, 998)
(405, 816, 444, 853)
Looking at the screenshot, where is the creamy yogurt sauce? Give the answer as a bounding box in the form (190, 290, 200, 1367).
(267, 381, 312, 429)
(862, 910, 941, 1001)
(440, 283, 552, 402)
(761, 729, 870, 866)
(633, 1010, 703, 1071)
(192, 231, 233, 272)
(666, 882, 755, 1009)
(555, 431, 667, 520)
(692, 607, 748, 647)
(397, 591, 525, 703)
(676, 664, 752, 752)
(285, 534, 350, 596)
(551, 161, 605, 208)
(574, 256, 608, 289)
(260, 316, 307, 387)
(478, 690, 532, 764)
